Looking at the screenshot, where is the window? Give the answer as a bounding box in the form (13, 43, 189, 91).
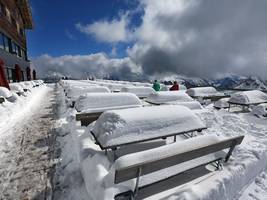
(12, 41, 18, 55)
(17, 45, 21, 57)
(21, 71, 24, 81)
(6, 67, 16, 83)
(3, 35, 11, 52)
(0, 33, 4, 49)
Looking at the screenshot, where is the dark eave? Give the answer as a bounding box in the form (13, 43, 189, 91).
(16, 0, 33, 29)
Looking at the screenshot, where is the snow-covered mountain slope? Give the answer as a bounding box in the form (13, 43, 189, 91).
(235, 76, 267, 91)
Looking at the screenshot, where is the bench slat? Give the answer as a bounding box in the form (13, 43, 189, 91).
(115, 135, 244, 184)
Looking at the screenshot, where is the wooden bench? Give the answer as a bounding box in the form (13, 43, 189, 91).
(113, 135, 244, 200)
(76, 112, 102, 126)
(0, 96, 5, 103)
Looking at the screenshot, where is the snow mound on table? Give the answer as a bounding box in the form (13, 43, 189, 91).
(0, 87, 12, 98)
(145, 91, 194, 104)
(214, 98, 230, 109)
(252, 103, 267, 117)
(9, 83, 24, 93)
(229, 90, 267, 104)
(120, 86, 155, 98)
(92, 105, 206, 148)
(163, 101, 203, 110)
(67, 86, 110, 100)
(75, 93, 142, 113)
(186, 87, 224, 97)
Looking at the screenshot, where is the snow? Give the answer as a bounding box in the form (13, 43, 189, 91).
(66, 86, 110, 102)
(186, 86, 225, 97)
(0, 86, 13, 98)
(75, 93, 142, 113)
(251, 103, 267, 117)
(114, 135, 221, 170)
(4, 80, 266, 200)
(91, 105, 206, 148)
(120, 86, 155, 98)
(214, 98, 230, 109)
(9, 83, 24, 94)
(145, 91, 194, 104)
(229, 90, 267, 105)
(163, 101, 203, 110)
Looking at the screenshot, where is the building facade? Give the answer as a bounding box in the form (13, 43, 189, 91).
(0, 0, 33, 85)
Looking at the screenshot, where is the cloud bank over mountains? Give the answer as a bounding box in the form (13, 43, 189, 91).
(33, 0, 267, 80)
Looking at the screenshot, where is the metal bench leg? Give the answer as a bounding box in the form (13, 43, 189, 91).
(225, 140, 238, 162)
(173, 135, 176, 142)
(133, 167, 142, 198)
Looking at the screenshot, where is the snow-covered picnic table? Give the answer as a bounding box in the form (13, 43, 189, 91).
(120, 86, 155, 98)
(75, 93, 142, 126)
(145, 91, 194, 105)
(186, 87, 227, 101)
(229, 90, 267, 105)
(91, 105, 207, 150)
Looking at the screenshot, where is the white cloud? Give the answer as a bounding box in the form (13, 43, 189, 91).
(127, 0, 267, 79)
(32, 53, 144, 81)
(76, 14, 131, 43)
(35, 0, 267, 80)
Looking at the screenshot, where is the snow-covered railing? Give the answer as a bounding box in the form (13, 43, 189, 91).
(106, 134, 244, 199)
(75, 93, 142, 126)
(91, 105, 206, 150)
(145, 91, 194, 105)
(120, 86, 155, 98)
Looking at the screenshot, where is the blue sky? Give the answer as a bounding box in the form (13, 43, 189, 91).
(32, 0, 267, 80)
(27, 0, 140, 58)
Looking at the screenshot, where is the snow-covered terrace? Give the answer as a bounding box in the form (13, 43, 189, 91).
(54, 79, 267, 200)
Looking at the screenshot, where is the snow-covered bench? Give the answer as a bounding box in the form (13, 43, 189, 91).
(90, 105, 207, 151)
(228, 90, 267, 111)
(145, 91, 194, 105)
(120, 86, 155, 98)
(9, 83, 25, 96)
(75, 93, 142, 126)
(252, 103, 267, 118)
(112, 134, 244, 199)
(186, 87, 228, 101)
(214, 98, 230, 109)
(0, 96, 4, 103)
(0, 86, 14, 102)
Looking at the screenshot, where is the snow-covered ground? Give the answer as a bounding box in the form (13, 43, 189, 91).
(1, 80, 267, 200)
(53, 80, 267, 200)
(0, 84, 60, 199)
